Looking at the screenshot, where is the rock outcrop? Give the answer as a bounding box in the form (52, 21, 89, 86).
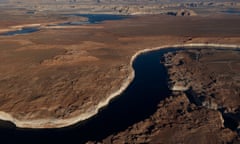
(97, 48, 240, 144)
(99, 94, 237, 144)
(176, 9, 197, 16)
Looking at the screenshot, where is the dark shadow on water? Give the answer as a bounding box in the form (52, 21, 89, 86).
(0, 48, 180, 144)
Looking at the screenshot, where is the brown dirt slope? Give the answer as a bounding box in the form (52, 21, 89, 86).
(0, 14, 239, 128)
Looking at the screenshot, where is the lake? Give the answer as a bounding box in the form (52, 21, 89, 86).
(58, 14, 129, 26)
(1, 47, 239, 143)
(222, 9, 240, 15)
(0, 14, 129, 36)
(0, 27, 39, 36)
(0, 47, 181, 143)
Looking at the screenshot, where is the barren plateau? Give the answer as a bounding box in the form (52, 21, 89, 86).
(0, 1, 240, 143)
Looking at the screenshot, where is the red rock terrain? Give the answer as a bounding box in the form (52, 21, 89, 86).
(98, 49, 240, 144)
(0, 6, 240, 130)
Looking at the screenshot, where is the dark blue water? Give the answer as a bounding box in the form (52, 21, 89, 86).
(222, 9, 240, 15)
(58, 21, 90, 26)
(72, 14, 129, 24)
(1, 14, 129, 36)
(59, 14, 129, 26)
(0, 48, 180, 144)
(0, 27, 39, 36)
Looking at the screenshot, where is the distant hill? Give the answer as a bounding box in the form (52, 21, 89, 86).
(5, 0, 236, 4)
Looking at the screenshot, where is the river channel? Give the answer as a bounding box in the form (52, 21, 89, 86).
(0, 47, 183, 143)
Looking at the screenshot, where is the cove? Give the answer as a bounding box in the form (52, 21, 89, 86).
(1, 44, 239, 143)
(59, 14, 129, 26)
(0, 27, 39, 36)
(0, 47, 181, 143)
(0, 14, 129, 36)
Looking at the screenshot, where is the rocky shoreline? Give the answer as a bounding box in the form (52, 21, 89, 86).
(164, 48, 240, 132)
(0, 43, 239, 129)
(99, 44, 240, 143)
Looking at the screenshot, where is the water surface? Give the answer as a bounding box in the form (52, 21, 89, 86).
(0, 48, 180, 143)
(1, 47, 239, 143)
(221, 9, 240, 15)
(0, 14, 129, 36)
(0, 27, 39, 36)
(59, 14, 129, 26)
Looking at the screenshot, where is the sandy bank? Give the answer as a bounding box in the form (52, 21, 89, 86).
(0, 43, 239, 129)
(0, 21, 101, 35)
(42, 25, 103, 29)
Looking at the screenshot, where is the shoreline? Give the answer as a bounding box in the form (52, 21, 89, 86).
(0, 21, 100, 35)
(0, 43, 239, 129)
